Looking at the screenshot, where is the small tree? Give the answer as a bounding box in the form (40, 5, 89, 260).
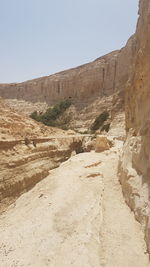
(30, 111, 40, 121)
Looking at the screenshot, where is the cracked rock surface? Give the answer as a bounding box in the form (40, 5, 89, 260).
(0, 142, 149, 267)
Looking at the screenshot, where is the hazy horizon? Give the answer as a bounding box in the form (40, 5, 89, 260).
(0, 0, 139, 83)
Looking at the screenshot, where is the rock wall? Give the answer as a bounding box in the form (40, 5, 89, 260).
(0, 135, 89, 214)
(119, 0, 150, 253)
(0, 42, 134, 107)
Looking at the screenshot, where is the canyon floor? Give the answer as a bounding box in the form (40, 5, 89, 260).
(0, 140, 149, 267)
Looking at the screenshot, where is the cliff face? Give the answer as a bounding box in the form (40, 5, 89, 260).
(0, 38, 136, 134)
(119, 0, 150, 253)
(0, 41, 134, 106)
(125, 0, 150, 133)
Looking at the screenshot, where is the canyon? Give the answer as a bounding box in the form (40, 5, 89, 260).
(0, 35, 135, 132)
(0, 0, 150, 266)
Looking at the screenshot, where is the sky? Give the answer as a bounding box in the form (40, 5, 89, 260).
(0, 0, 139, 83)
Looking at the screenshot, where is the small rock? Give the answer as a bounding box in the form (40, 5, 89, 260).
(95, 135, 110, 152)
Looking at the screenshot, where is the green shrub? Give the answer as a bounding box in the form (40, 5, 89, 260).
(30, 99, 72, 128)
(91, 111, 109, 132)
(101, 123, 110, 132)
(30, 111, 41, 121)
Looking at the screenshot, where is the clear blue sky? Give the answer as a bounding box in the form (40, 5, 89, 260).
(0, 0, 139, 83)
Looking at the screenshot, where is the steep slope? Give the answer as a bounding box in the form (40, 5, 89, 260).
(0, 146, 149, 267)
(0, 46, 133, 105)
(119, 0, 150, 253)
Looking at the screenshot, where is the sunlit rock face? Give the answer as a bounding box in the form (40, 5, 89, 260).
(0, 38, 135, 134)
(0, 40, 134, 107)
(119, 0, 150, 253)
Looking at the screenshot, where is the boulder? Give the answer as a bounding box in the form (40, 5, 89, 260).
(95, 135, 110, 152)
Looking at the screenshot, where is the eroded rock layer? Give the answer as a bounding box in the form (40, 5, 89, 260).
(119, 0, 150, 253)
(0, 147, 149, 266)
(0, 98, 93, 213)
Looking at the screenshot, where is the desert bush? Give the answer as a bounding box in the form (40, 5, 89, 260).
(30, 99, 72, 127)
(30, 111, 40, 121)
(101, 123, 110, 133)
(91, 111, 109, 132)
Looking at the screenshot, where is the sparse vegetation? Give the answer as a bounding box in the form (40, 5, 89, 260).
(91, 111, 109, 132)
(30, 99, 72, 128)
(101, 123, 110, 133)
(30, 111, 41, 122)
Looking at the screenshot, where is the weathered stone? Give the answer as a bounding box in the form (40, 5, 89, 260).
(95, 136, 110, 152)
(0, 98, 90, 213)
(119, 0, 150, 254)
(0, 38, 135, 120)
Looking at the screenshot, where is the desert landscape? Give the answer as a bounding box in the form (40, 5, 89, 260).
(0, 0, 150, 266)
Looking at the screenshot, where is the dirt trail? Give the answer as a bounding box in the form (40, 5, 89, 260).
(0, 142, 149, 267)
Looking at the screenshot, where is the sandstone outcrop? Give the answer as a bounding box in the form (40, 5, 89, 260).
(0, 135, 91, 213)
(119, 0, 150, 253)
(0, 143, 149, 266)
(0, 98, 93, 213)
(95, 136, 111, 153)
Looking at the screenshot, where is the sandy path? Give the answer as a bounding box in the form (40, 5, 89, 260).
(0, 146, 149, 266)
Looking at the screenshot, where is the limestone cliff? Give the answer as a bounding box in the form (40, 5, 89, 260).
(119, 0, 150, 253)
(0, 39, 135, 134)
(0, 40, 134, 107)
